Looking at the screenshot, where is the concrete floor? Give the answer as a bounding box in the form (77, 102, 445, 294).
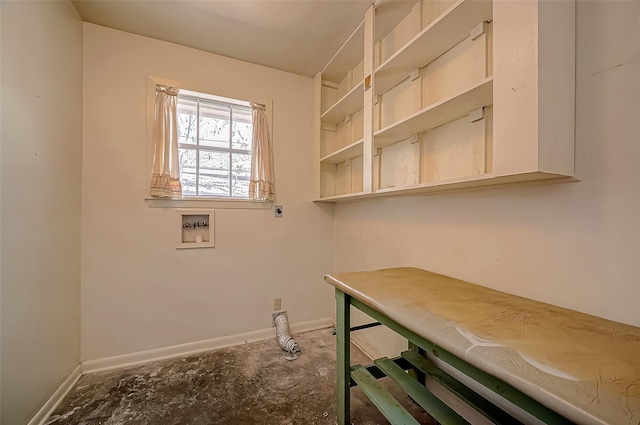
(47, 328, 435, 425)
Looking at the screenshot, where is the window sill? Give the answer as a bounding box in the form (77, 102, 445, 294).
(176, 241, 215, 250)
(145, 197, 273, 210)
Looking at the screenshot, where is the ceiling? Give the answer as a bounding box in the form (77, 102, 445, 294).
(71, 0, 374, 78)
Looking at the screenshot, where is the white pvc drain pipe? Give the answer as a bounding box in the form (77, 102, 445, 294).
(274, 313, 301, 360)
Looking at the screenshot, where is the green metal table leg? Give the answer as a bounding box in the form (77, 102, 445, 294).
(336, 289, 351, 425)
(407, 342, 427, 385)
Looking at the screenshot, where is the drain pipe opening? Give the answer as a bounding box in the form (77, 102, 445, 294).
(274, 312, 301, 360)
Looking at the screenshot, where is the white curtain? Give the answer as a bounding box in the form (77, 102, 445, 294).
(249, 103, 275, 201)
(151, 86, 182, 198)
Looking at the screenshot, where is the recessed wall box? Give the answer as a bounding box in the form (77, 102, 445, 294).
(177, 209, 214, 249)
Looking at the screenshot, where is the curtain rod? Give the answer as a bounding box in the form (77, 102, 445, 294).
(157, 84, 265, 108)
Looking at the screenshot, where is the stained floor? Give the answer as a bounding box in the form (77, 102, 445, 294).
(47, 328, 435, 425)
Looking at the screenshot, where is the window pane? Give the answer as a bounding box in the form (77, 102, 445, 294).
(231, 153, 251, 197)
(177, 98, 197, 145)
(199, 102, 230, 149)
(199, 151, 230, 196)
(175, 93, 259, 199)
(178, 148, 197, 196)
(232, 106, 253, 151)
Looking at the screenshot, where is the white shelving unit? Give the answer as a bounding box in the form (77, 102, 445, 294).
(314, 19, 368, 199)
(373, 0, 419, 44)
(322, 21, 365, 84)
(375, 0, 493, 95)
(374, 77, 493, 148)
(312, 0, 575, 202)
(320, 82, 364, 125)
(321, 139, 364, 165)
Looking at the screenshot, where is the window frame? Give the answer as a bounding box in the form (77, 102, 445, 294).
(145, 76, 273, 209)
(177, 94, 253, 198)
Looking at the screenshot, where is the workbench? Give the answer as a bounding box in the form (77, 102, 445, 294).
(324, 268, 640, 425)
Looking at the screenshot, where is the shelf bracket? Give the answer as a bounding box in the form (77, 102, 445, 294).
(345, 114, 352, 123)
(409, 133, 421, 144)
(322, 80, 340, 89)
(410, 68, 421, 82)
(471, 22, 487, 41)
(469, 107, 485, 123)
(321, 122, 337, 132)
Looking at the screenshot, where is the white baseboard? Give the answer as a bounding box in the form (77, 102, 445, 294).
(82, 317, 334, 374)
(288, 317, 334, 334)
(28, 365, 82, 425)
(350, 333, 383, 360)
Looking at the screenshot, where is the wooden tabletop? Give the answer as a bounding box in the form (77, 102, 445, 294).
(325, 267, 640, 425)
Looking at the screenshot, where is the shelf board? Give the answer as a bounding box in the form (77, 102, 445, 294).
(375, 0, 493, 95)
(374, 77, 493, 148)
(320, 139, 364, 165)
(374, 0, 420, 43)
(315, 172, 575, 203)
(321, 81, 364, 124)
(316, 191, 368, 202)
(322, 20, 365, 83)
(376, 174, 495, 195)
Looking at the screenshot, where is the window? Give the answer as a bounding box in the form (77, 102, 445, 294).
(177, 92, 253, 198)
(147, 76, 274, 208)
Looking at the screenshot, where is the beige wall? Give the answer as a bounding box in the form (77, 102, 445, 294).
(0, 1, 83, 424)
(81, 24, 334, 362)
(334, 0, 640, 358)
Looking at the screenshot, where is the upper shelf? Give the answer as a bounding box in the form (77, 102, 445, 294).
(375, 0, 493, 95)
(374, 77, 493, 148)
(320, 139, 364, 165)
(322, 20, 365, 83)
(321, 81, 364, 125)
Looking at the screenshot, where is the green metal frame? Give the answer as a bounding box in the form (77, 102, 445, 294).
(351, 365, 421, 425)
(374, 357, 468, 425)
(335, 288, 574, 425)
(400, 350, 523, 425)
(335, 289, 351, 425)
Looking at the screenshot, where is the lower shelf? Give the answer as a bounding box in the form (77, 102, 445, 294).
(351, 364, 422, 425)
(350, 351, 522, 425)
(400, 350, 523, 424)
(372, 358, 468, 425)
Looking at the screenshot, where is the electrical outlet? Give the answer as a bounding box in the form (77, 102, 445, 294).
(275, 205, 283, 218)
(273, 298, 282, 311)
